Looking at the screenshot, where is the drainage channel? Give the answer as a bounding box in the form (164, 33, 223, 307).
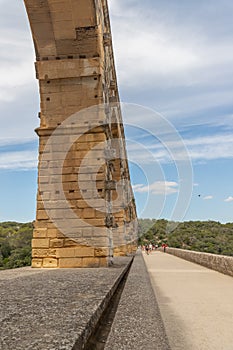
(82, 260, 133, 350)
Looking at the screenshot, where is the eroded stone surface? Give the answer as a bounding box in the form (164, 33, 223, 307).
(0, 258, 131, 350)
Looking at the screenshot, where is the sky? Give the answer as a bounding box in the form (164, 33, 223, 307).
(0, 0, 233, 223)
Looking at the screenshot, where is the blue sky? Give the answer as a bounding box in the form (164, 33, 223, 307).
(0, 0, 233, 223)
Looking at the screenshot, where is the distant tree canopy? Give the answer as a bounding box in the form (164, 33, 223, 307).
(0, 219, 232, 270)
(138, 219, 233, 256)
(0, 222, 33, 270)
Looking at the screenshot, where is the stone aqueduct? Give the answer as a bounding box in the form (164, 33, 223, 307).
(24, 0, 138, 268)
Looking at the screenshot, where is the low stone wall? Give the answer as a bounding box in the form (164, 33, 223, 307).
(166, 248, 233, 277)
(0, 257, 132, 350)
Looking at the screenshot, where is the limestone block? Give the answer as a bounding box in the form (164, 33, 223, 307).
(43, 258, 58, 268)
(86, 218, 106, 227)
(83, 208, 96, 218)
(94, 247, 109, 257)
(65, 191, 82, 200)
(56, 247, 76, 258)
(63, 238, 78, 247)
(63, 158, 81, 167)
(82, 257, 101, 268)
(36, 58, 101, 80)
(60, 166, 74, 175)
(36, 209, 49, 220)
(37, 191, 50, 201)
(75, 246, 94, 257)
(33, 228, 47, 238)
(80, 227, 93, 237)
(31, 258, 43, 268)
(75, 142, 90, 151)
(62, 174, 78, 182)
(82, 199, 106, 211)
(77, 165, 105, 174)
(50, 238, 64, 248)
(62, 182, 78, 191)
(95, 210, 106, 218)
(32, 248, 57, 258)
(38, 160, 49, 169)
(59, 258, 83, 268)
(39, 176, 50, 184)
(32, 238, 50, 249)
(33, 221, 55, 229)
(47, 228, 65, 238)
(92, 228, 109, 237)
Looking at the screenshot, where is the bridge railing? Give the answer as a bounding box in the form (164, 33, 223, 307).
(165, 247, 233, 277)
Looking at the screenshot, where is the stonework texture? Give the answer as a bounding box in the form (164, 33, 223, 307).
(24, 0, 138, 267)
(166, 248, 233, 277)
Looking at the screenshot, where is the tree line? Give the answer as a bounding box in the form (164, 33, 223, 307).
(0, 219, 232, 270)
(138, 219, 233, 256)
(0, 222, 32, 269)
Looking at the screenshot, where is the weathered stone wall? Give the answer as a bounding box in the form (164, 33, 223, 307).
(166, 248, 233, 277)
(24, 0, 138, 268)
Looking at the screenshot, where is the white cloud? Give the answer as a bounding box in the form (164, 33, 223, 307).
(111, 8, 202, 88)
(109, 0, 233, 132)
(133, 181, 178, 195)
(127, 132, 233, 164)
(0, 2, 39, 146)
(110, 1, 233, 89)
(203, 196, 213, 200)
(0, 137, 36, 147)
(224, 196, 233, 202)
(0, 29, 35, 102)
(0, 150, 37, 170)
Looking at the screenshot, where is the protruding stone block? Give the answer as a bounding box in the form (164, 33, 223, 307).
(31, 258, 43, 268)
(43, 258, 58, 268)
(32, 238, 50, 249)
(94, 247, 109, 257)
(50, 238, 64, 248)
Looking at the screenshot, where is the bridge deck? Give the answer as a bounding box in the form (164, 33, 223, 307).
(144, 251, 233, 350)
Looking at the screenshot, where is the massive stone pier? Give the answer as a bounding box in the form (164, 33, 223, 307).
(24, 0, 137, 268)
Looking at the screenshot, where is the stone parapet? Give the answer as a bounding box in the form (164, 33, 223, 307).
(166, 248, 233, 277)
(0, 257, 132, 350)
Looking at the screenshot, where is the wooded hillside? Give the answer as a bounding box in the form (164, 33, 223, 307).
(0, 222, 32, 269)
(139, 219, 233, 256)
(0, 219, 232, 270)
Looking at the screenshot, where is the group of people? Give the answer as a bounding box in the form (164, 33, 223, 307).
(142, 243, 168, 255)
(142, 243, 158, 255)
